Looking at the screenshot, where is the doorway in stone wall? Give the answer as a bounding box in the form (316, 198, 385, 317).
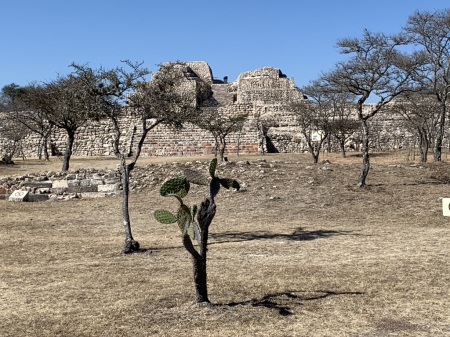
(265, 135, 279, 153)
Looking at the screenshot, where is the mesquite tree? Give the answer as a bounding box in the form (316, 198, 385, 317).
(384, 91, 440, 163)
(154, 158, 240, 303)
(0, 84, 29, 163)
(0, 112, 29, 164)
(403, 9, 450, 162)
(1, 83, 54, 161)
(195, 107, 248, 162)
(22, 76, 99, 171)
(319, 30, 414, 187)
(72, 61, 211, 254)
(290, 100, 330, 164)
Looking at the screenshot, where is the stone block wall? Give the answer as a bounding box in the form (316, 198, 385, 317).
(1, 62, 425, 160)
(235, 67, 304, 104)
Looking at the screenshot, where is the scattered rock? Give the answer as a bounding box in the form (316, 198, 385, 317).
(8, 190, 29, 202)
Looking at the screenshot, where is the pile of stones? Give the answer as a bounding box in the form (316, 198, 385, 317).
(0, 159, 263, 202)
(1, 168, 122, 202)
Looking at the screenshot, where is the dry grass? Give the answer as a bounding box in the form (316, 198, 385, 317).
(1, 152, 450, 336)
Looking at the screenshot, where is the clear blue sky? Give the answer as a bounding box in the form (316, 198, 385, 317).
(0, 0, 446, 92)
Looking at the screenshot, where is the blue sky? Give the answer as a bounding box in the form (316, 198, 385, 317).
(0, 1, 446, 92)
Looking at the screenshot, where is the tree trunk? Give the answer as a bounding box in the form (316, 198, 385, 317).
(306, 138, 320, 164)
(312, 152, 319, 164)
(434, 107, 446, 162)
(327, 134, 332, 153)
(418, 127, 428, 163)
(357, 119, 370, 188)
(62, 129, 75, 171)
(120, 158, 139, 254)
(340, 138, 347, 158)
(219, 138, 226, 162)
(43, 135, 50, 161)
(37, 137, 43, 160)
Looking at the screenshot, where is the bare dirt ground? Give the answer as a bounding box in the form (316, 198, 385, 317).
(1, 152, 449, 337)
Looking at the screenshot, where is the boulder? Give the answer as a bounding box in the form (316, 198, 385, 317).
(8, 190, 29, 202)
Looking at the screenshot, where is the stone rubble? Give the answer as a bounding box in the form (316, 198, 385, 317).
(0, 159, 250, 202)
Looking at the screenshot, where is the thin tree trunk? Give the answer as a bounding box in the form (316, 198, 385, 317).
(312, 152, 319, 164)
(37, 137, 43, 160)
(340, 138, 346, 158)
(358, 119, 370, 188)
(120, 157, 140, 254)
(434, 107, 446, 162)
(219, 138, 226, 162)
(43, 134, 50, 161)
(419, 128, 429, 163)
(62, 129, 75, 171)
(327, 134, 332, 153)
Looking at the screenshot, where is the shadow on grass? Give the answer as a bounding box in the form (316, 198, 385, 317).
(210, 227, 358, 244)
(220, 290, 364, 316)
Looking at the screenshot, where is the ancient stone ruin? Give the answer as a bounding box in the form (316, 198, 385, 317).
(0, 62, 312, 159)
(1, 61, 414, 161)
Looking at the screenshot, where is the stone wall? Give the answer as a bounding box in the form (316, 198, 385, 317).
(1, 62, 422, 160)
(234, 67, 304, 104)
(1, 63, 308, 159)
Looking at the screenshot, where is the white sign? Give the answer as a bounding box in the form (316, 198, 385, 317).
(442, 198, 450, 216)
(311, 131, 324, 142)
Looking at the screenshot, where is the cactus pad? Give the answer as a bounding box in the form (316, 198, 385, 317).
(177, 204, 192, 232)
(183, 168, 210, 186)
(154, 209, 177, 224)
(160, 177, 190, 198)
(219, 178, 240, 191)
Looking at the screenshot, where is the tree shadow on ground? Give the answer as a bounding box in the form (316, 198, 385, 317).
(210, 227, 359, 244)
(218, 290, 364, 316)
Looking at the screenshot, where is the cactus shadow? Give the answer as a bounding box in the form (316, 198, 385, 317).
(220, 290, 364, 316)
(210, 227, 356, 244)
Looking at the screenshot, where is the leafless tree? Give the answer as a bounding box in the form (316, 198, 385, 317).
(290, 87, 332, 164)
(319, 30, 414, 187)
(23, 75, 100, 171)
(302, 83, 358, 158)
(195, 108, 248, 162)
(327, 94, 359, 157)
(1, 83, 54, 160)
(403, 9, 450, 162)
(14, 108, 54, 161)
(72, 61, 211, 254)
(384, 91, 440, 162)
(0, 112, 29, 164)
(0, 84, 28, 163)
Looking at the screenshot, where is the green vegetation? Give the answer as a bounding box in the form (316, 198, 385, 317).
(154, 158, 240, 303)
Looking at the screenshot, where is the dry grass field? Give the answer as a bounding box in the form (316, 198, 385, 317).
(1, 152, 449, 337)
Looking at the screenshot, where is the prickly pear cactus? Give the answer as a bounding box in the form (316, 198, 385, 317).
(182, 168, 210, 186)
(219, 177, 240, 190)
(154, 175, 198, 241)
(206, 157, 240, 198)
(154, 209, 177, 224)
(153, 158, 240, 245)
(159, 176, 190, 198)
